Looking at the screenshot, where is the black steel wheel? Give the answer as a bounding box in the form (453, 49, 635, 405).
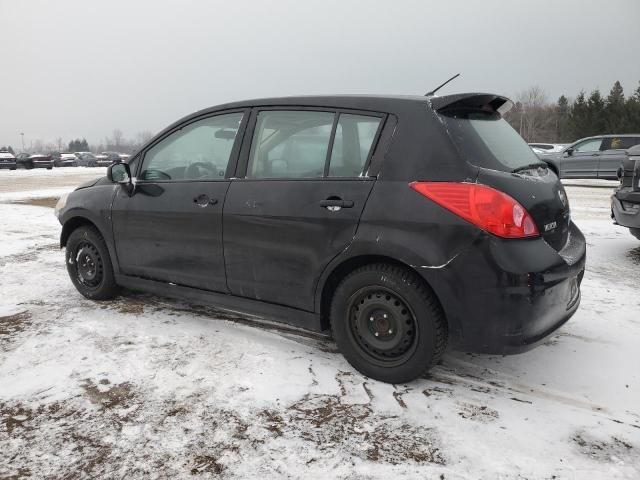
(331, 263, 447, 384)
(347, 287, 418, 368)
(66, 225, 119, 300)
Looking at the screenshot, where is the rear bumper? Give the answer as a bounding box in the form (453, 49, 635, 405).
(419, 222, 586, 354)
(611, 191, 640, 229)
(32, 161, 53, 168)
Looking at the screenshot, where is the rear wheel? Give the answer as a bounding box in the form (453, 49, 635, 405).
(630, 228, 640, 240)
(330, 263, 447, 384)
(66, 226, 119, 300)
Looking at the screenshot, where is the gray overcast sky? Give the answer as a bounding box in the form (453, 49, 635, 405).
(1, 0, 640, 149)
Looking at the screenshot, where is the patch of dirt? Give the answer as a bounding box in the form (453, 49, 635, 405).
(288, 394, 445, 465)
(572, 432, 636, 465)
(627, 246, 640, 265)
(260, 409, 285, 437)
(189, 455, 224, 475)
(0, 243, 59, 267)
(12, 197, 59, 208)
(0, 403, 34, 436)
(0, 310, 32, 337)
(457, 402, 499, 423)
(81, 379, 136, 410)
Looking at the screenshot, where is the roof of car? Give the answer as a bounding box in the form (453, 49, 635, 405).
(199, 94, 431, 114)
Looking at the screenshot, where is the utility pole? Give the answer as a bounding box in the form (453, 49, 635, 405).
(20, 132, 25, 152)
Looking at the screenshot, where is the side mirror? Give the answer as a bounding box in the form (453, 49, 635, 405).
(564, 148, 574, 157)
(107, 162, 131, 184)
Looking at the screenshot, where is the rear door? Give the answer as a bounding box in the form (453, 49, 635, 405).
(598, 136, 640, 179)
(223, 108, 385, 311)
(111, 110, 247, 292)
(562, 138, 602, 178)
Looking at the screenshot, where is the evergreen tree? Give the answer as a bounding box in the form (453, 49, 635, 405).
(556, 95, 570, 141)
(586, 89, 606, 136)
(605, 81, 625, 132)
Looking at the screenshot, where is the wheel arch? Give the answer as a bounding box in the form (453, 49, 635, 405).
(60, 215, 104, 248)
(317, 254, 446, 332)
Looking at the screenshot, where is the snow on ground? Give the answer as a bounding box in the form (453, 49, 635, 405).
(0, 170, 639, 479)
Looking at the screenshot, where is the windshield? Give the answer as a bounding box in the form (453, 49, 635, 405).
(440, 110, 540, 171)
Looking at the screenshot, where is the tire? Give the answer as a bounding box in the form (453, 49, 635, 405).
(66, 226, 120, 300)
(330, 263, 447, 384)
(630, 228, 640, 241)
(9, 167, 16, 170)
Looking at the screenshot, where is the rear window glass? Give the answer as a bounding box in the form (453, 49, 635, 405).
(440, 110, 540, 171)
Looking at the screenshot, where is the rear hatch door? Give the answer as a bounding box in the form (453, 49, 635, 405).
(435, 95, 570, 251)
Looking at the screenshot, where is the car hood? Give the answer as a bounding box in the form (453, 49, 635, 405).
(75, 177, 106, 191)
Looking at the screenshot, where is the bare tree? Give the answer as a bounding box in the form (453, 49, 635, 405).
(111, 129, 124, 148)
(135, 130, 154, 147)
(32, 139, 45, 153)
(513, 86, 556, 142)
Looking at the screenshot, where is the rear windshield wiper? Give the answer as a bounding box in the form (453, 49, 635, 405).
(512, 162, 549, 174)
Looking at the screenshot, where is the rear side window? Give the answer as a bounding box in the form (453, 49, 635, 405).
(248, 111, 333, 178)
(440, 110, 539, 171)
(604, 137, 640, 150)
(329, 114, 381, 177)
(247, 110, 382, 179)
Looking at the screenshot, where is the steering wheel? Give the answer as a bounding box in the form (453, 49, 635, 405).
(185, 162, 216, 179)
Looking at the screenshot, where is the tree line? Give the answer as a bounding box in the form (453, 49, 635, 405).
(1, 129, 155, 156)
(504, 80, 640, 143)
(4, 81, 640, 154)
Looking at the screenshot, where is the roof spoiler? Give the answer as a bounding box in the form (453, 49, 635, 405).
(429, 93, 514, 116)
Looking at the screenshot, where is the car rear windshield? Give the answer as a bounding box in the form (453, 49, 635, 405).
(439, 110, 540, 172)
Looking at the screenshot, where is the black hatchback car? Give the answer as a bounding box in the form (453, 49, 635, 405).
(55, 94, 586, 383)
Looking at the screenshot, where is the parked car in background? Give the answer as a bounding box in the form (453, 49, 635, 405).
(95, 152, 120, 166)
(16, 153, 53, 169)
(75, 152, 98, 167)
(529, 143, 568, 154)
(612, 144, 640, 240)
(0, 151, 17, 170)
(52, 152, 78, 167)
(56, 93, 586, 384)
(537, 134, 640, 179)
(119, 153, 131, 163)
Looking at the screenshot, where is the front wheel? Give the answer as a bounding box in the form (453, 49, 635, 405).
(630, 228, 640, 240)
(330, 263, 447, 384)
(66, 226, 119, 300)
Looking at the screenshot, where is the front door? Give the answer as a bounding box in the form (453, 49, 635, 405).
(562, 137, 602, 178)
(111, 111, 246, 292)
(223, 109, 384, 311)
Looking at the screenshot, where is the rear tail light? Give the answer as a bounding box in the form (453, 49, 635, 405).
(409, 182, 539, 239)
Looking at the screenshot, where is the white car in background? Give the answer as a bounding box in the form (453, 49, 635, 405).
(529, 143, 569, 154)
(0, 151, 17, 170)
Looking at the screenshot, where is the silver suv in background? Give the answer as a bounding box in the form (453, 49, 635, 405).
(537, 134, 640, 179)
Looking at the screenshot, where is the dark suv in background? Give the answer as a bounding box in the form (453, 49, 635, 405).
(612, 144, 640, 240)
(55, 93, 586, 383)
(538, 134, 640, 179)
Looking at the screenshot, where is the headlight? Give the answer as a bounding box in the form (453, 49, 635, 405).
(54, 193, 69, 218)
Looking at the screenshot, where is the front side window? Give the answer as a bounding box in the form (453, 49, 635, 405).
(140, 112, 243, 181)
(247, 111, 334, 178)
(573, 138, 602, 153)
